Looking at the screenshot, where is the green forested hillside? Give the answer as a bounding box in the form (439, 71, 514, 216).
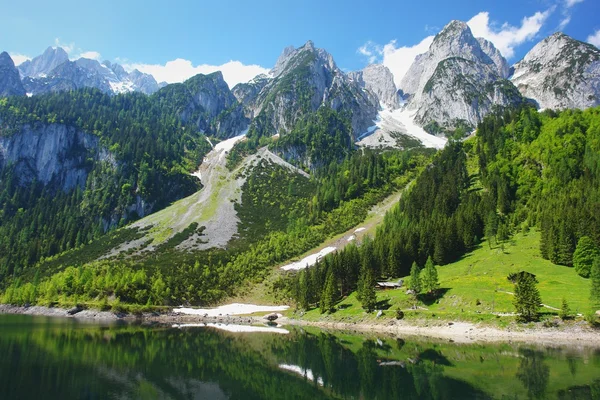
(0, 89, 212, 279)
(290, 106, 600, 317)
(0, 117, 432, 308)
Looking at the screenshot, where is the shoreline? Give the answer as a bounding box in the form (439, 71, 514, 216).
(2, 304, 600, 347)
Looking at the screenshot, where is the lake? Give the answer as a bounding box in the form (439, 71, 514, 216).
(1, 314, 599, 399)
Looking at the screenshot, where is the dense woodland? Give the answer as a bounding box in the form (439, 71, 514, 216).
(2, 98, 600, 311)
(290, 106, 600, 313)
(0, 90, 213, 280)
(1, 110, 432, 307)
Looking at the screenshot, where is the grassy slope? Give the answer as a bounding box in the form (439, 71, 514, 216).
(297, 230, 592, 324)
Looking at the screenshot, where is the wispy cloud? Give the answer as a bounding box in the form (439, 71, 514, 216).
(588, 29, 600, 47)
(123, 59, 270, 88)
(558, 0, 584, 30)
(9, 53, 31, 66)
(467, 9, 553, 59)
(357, 41, 382, 64)
(565, 0, 584, 7)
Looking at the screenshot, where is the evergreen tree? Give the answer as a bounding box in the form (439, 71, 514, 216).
(358, 266, 377, 312)
(514, 273, 542, 322)
(298, 270, 310, 310)
(590, 258, 600, 311)
(573, 236, 600, 278)
(485, 211, 499, 249)
(559, 298, 570, 320)
(408, 262, 421, 308)
(320, 270, 337, 314)
(421, 256, 439, 296)
(409, 262, 421, 294)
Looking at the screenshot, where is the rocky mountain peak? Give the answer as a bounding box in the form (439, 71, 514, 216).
(398, 20, 519, 133)
(400, 20, 504, 97)
(0, 52, 26, 97)
(511, 32, 600, 110)
(19, 46, 69, 78)
(250, 41, 378, 140)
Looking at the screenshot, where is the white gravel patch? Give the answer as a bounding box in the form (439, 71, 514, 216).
(173, 303, 289, 317)
(354, 227, 366, 233)
(281, 246, 337, 271)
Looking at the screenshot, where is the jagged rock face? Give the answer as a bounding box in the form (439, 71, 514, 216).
(511, 32, 600, 110)
(0, 124, 114, 191)
(252, 41, 378, 138)
(400, 20, 520, 132)
(349, 64, 399, 109)
(414, 57, 523, 131)
(22, 60, 113, 95)
(18, 47, 69, 78)
(0, 52, 25, 97)
(127, 69, 160, 95)
(231, 74, 271, 118)
(477, 38, 510, 79)
(155, 71, 248, 138)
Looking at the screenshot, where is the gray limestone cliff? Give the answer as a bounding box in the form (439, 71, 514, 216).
(511, 32, 600, 110)
(349, 64, 399, 109)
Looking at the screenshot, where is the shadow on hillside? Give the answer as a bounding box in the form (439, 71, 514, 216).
(375, 298, 392, 310)
(417, 288, 450, 306)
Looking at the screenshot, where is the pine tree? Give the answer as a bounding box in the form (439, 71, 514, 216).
(573, 236, 600, 278)
(358, 266, 377, 312)
(559, 298, 570, 320)
(320, 270, 337, 314)
(513, 273, 542, 322)
(408, 262, 421, 308)
(422, 256, 439, 296)
(590, 258, 600, 311)
(409, 262, 421, 294)
(298, 270, 310, 310)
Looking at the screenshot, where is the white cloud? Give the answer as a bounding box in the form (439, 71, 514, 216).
(558, 15, 571, 30)
(380, 36, 434, 88)
(53, 38, 75, 54)
(565, 0, 584, 7)
(123, 59, 270, 88)
(558, 0, 584, 30)
(78, 51, 101, 60)
(9, 53, 31, 66)
(357, 41, 382, 64)
(588, 29, 600, 47)
(467, 9, 553, 59)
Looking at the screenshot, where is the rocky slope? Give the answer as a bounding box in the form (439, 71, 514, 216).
(0, 52, 25, 97)
(349, 64, 399, 109)
(0, 123, 113, 191)
(249, 41, 379, 138)
(511, 32, 600, 110)
(231, 74, 271, 118)
(399, 20, 521, 132)
(154, 71, 248, 138)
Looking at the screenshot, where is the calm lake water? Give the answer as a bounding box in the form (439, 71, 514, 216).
(1, 314, 600, 399)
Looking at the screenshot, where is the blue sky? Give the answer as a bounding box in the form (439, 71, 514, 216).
(1, 0, 599, 87)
